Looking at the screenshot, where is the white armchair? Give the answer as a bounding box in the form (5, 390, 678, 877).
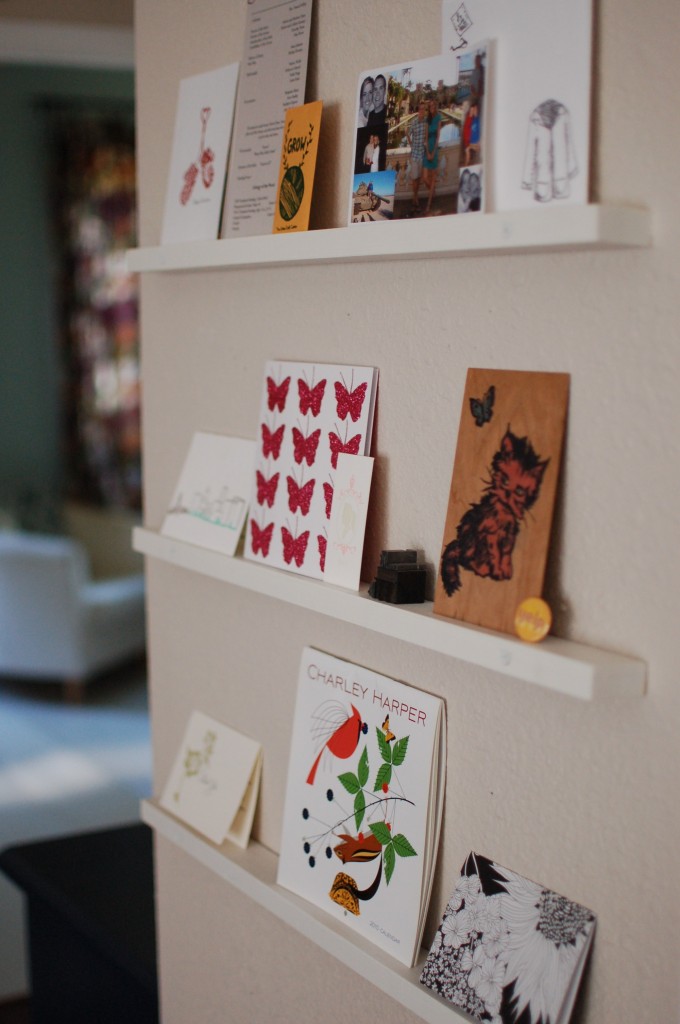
(0, 532, 146, 701)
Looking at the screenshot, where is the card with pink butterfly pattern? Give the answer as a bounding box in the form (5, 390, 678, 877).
(245, 361, 378, 580)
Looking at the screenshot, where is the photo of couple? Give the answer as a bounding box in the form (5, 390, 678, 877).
(349, 46, 487, 225)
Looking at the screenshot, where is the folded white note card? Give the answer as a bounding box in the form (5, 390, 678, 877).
(160, 710, 262, 849)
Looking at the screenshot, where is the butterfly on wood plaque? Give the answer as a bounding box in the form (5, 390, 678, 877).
(381, 716, 396, 743)
(469, 385, 495, 427)
(292, 427, 321, 467)
(261, 423, 285, 459)
(317, 534, 327, 573)
(323, 482, 334, 519)
(250, 520, 274, 557)
(334, 380, 368, 423)
(266, 375, 291, 413)
(328, 431, 361, 470)
(255, 470, 279, 508)
(286, 476, 315, 516)
(281, 526, 309, 567)
(298, 378, 326, 417)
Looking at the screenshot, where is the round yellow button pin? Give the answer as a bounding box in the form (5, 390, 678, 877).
(514, 597, 552, 643)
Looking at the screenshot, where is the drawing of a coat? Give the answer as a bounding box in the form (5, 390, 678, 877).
(522, 100, 577, 202)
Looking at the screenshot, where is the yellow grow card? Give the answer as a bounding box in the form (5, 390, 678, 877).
(273, 100, 322, 233)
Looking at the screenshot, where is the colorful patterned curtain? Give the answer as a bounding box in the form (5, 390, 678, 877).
(49, 107, 141, 510)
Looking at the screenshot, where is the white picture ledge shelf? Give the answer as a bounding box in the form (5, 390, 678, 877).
(126, 204, 650, 274)
(133, 527, 645, 701)
(141, 798, 463, 1024)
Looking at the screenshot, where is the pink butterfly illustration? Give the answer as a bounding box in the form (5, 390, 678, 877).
(281, 527, 309, 567)
(250, 520, 274, 557)
(266, 375, 291, 413)
(323, 482, 334, 519)
(328, 431, 361, 469)
(256, 470, 279, 508)
(287, 476, 315, 516)
(317, 534, 327, 572)
(334, 380, 367, 422)
(261, 423, 284, 459)
(298, 378, 326, 417)
(292, 427, 320, 466)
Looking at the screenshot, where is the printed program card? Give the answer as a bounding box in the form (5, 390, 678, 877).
(221, 0, 313, 238)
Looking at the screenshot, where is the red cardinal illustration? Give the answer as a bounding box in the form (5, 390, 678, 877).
(306, 702, 367, 785)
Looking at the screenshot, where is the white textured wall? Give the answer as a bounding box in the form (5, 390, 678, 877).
(135, 1, 680, 1021)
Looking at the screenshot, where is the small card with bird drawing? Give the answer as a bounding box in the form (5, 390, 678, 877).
(434, 368, 569, 635)
(160, 710, 262, 849)
(277, 648, 446, 967)
(420, 851, 596, 1024)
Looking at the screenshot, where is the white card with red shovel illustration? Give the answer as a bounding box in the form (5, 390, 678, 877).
(161, 63, 239, 244)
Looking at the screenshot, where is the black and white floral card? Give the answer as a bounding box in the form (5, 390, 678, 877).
(420, 852, 595, 1024)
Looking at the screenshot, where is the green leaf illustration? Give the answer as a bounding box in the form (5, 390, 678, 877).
(369, 821, 392, 846)
(392, 833, 417, 858)
(374, 762, 392, 791)
(357, 745, 369, 788)
(384, 841, 396, 884)
(376, 726, 392, 763)
(183, 748, 202, 778)
(338, 771, 361, 795)
(354, 790, 366, 831)
(391, 735, 409, 766)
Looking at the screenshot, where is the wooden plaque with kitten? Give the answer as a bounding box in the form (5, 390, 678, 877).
(434, 369, 569, 635)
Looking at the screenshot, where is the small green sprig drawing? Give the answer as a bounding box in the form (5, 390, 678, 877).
(174, 729, 216, 802)
(336, 726, 417, 884)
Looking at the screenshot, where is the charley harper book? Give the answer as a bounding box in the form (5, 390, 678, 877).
(277, 648, 446, 967)
(420, 852, 596, 1024)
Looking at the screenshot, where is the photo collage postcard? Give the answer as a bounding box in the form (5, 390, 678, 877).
(349, 45, 489, 224)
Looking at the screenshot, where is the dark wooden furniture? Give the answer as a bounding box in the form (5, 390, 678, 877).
(0, 823, 158, 1024)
